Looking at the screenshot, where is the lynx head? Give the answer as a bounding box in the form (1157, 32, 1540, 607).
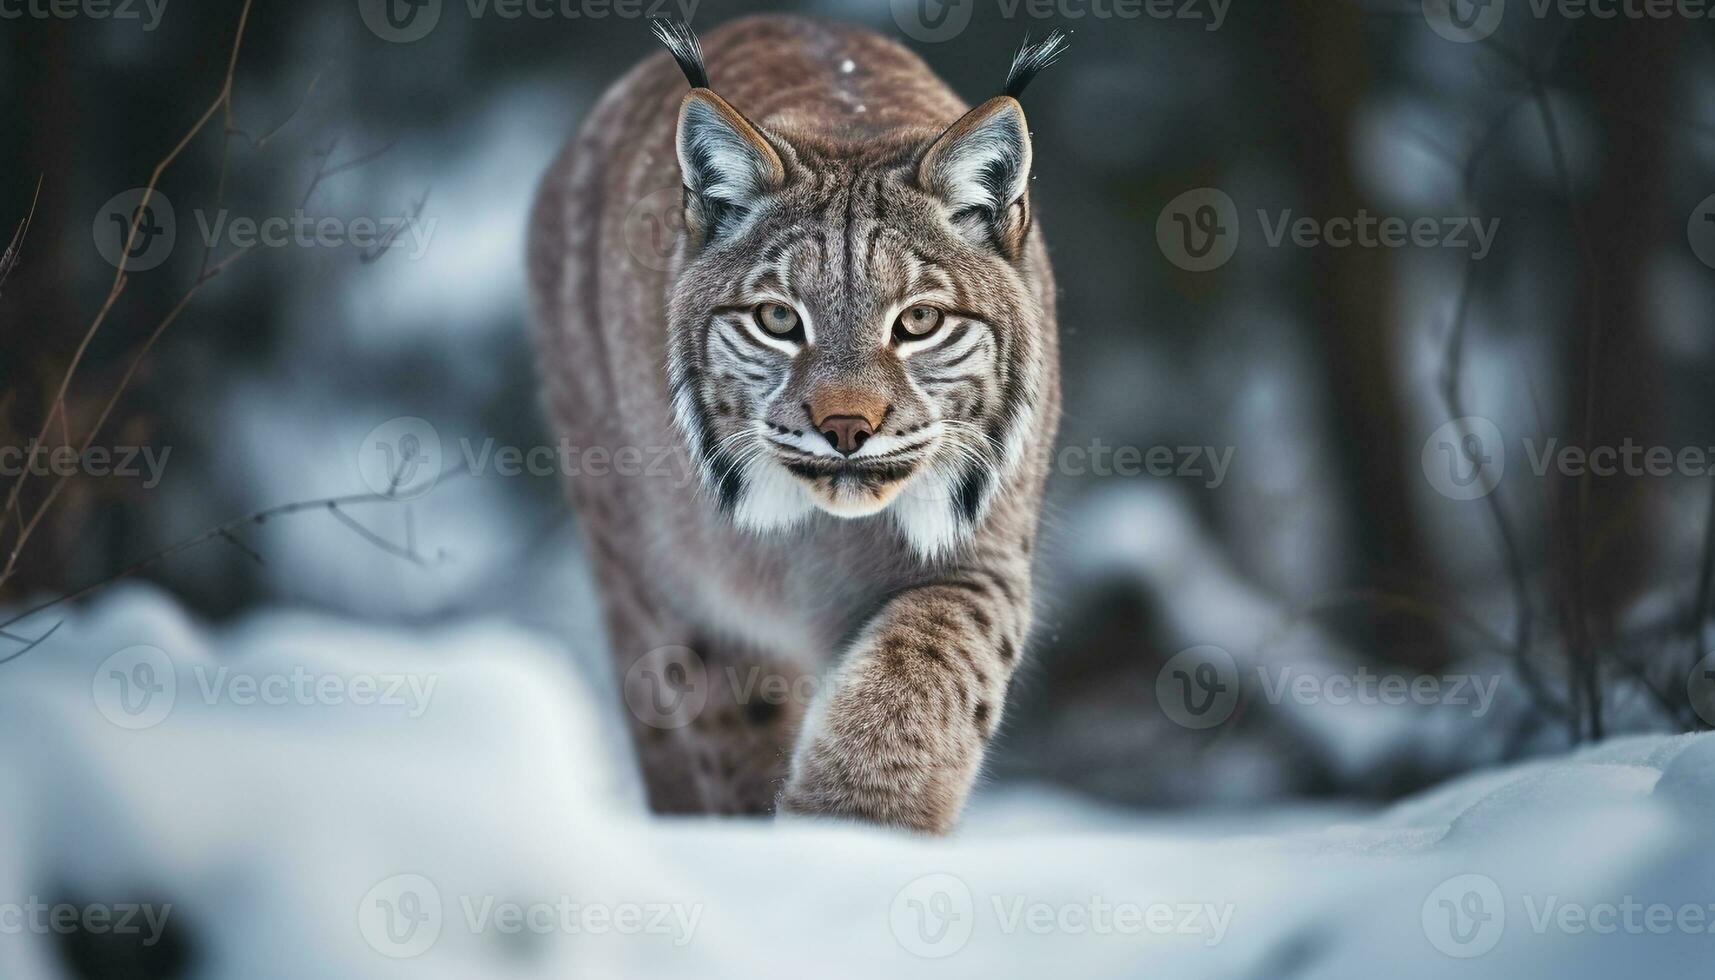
(655, 22, 1066, 558)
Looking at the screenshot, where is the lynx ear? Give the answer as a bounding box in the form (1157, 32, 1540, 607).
(675, 90, 785, 245)
(917, 96, 1034, 258)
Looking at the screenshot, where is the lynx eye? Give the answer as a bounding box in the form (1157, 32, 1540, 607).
(754, 302, 803, 338)
(893, 305, 945, 342)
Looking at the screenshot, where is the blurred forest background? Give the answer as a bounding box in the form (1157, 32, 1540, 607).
(3, 0, 1713, 807)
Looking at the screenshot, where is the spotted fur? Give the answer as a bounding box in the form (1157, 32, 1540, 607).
(529, 16, 1062, 833)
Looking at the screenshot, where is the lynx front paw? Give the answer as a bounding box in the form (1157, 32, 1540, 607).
(778, 650, 987, 834)
(777, 768, 959, 835)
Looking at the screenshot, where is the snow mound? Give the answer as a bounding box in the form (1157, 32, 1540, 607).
(2, 587, 1711, 979)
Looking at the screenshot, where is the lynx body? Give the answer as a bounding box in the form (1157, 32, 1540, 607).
(528, 15, 1062, 832)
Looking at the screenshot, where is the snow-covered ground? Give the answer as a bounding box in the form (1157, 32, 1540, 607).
(3, 585, 1713, 979)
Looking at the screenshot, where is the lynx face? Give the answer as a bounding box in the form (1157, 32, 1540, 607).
(666, 92, 1048, 557)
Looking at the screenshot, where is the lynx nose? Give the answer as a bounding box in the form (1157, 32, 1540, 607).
(805, 386, 888, 456)
(817, 416, 874, 456)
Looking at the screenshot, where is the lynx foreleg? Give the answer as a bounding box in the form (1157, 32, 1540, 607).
(778, 567, 1029, 833)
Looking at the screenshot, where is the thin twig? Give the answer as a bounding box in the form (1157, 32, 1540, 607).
(0, 469, 465, 665)
(0, 176, 43, 300)
(360, 188, 431, 264)
(234, 67, 327, 150)
(0, 620, 63, 667)
(299, 137, 398, 211)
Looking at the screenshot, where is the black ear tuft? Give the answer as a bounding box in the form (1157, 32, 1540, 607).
(651, 17, 709, 89)
(1003, 29, 1070, 98)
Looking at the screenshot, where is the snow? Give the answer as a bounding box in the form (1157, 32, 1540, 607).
(3, 586, 1713, 978)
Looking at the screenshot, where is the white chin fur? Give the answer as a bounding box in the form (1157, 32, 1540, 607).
(807, 481, 905, 517)
(887, 463, 970, 559)
(732, 460, 817, 532)
(727, 456, 971, 560)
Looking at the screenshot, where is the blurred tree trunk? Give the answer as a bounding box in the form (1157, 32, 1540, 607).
(1552, 22, 1676, 736)
(1263, 1, 1452, 672)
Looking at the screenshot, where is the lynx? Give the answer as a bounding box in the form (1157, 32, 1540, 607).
(528, 15, 1064, 833)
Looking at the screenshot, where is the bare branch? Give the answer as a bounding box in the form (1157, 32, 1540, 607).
(0, 467, 468, 661)
(0, 619, 63, 669)
(233, 66, 327, 151)
(361, 188, 431, 264)
(0, 0, 257, 589)
(298, 136, 399, 212)
(0, 176, 43, 302)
